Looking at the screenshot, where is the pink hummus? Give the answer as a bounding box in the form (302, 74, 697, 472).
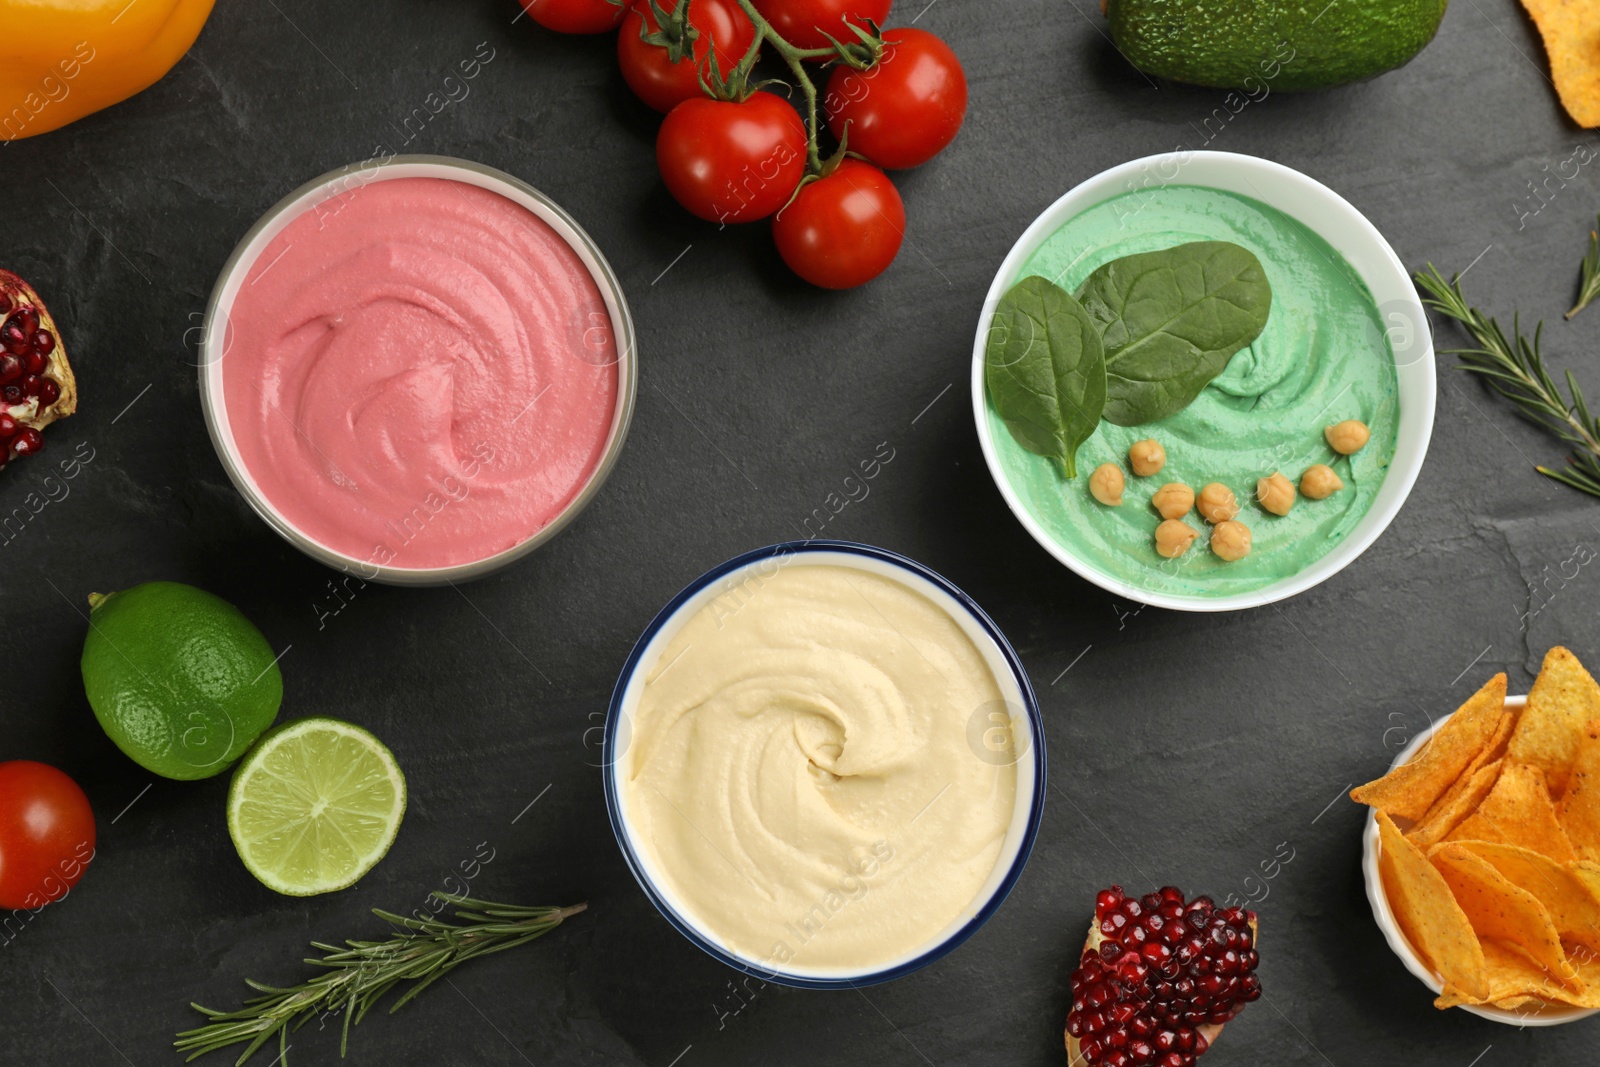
(222, 176, 619, 569)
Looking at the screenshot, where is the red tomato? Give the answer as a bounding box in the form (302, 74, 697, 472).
(773, 159, 904, 288)
(0, 761, 95, 911)
(618, 0, 758, 113)
(824, 27, 967, 169)
(752, 0, 892, 54)
(657, 93, 807, 223)
(520, 0, 627, 34)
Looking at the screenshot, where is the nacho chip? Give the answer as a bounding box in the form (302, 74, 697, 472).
(1436, 940, 1589, 1009)
(1450, 840, 1600, 953)
(1509, 647, 1600, 795)
(1445, 761, 1577, 863)
(1377, 812, 1489, 999)
(1409, 759, 1505, 851)
(1556, 719, 1600, 862)
(1430, 844, 1581, 988)
(1353, 675, 1509, 821)
(1519, 0, 1600, 128)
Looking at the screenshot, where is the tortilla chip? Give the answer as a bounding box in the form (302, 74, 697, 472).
(1509, 647, 1600, 795)
(1450, 840, 1600, 953)
(1353, 675, 1509, 821)
(1557, 719, 1600, 861)
(1377, 812, 1489, 1000)
(1444, 761, 1577, 862)
(1436, 940, 1589, 1009)
(1409, 759, 1505, 851)
(1519, 0, 1600, 128)
(1430, 844, 1581, 988)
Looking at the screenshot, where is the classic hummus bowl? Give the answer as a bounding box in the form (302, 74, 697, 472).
(973, 150, 1435, 612)
(200, 155, 637, 585)
(603, 541, 1046, 987)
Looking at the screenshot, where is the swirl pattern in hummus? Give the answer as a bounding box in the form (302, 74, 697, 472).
(623, 562, 1018, 970)
(223, 177, 618, 569)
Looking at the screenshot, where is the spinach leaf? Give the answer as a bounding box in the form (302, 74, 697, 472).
(985, 275, 1107, 478)
(1076, 241, 1272, 426)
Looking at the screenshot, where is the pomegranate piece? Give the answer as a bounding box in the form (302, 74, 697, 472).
(0, 270, 77, 467)
(1067, 885, 1260, 1067)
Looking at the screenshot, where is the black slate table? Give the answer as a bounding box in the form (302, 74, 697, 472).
(3, 2, 1598, 1064)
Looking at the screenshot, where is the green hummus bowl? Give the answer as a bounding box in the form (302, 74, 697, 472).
(972, 152, 1435, 612)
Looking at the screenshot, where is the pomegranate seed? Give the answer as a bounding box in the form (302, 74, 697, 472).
(0, 413, 15, 438)
(11, 307, 38, 335)
(1069, 887, 1261, 1066)
(0, 293, 11, 315)
(37, 378, 60, 408)
(20, 374, 40, 397)
(1, 325, 26, 353)
(22, 350, 45, 375)
(31, 329, 53, 355)
(1, 383, 22, 404)
(11, 427, 43, 455)
(0, 354, 19, 384)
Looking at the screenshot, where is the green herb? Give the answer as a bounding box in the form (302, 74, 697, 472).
(1568, 214, 1600, 320)
(175, 893, 585, 1065)
(1076, 241, 1273, 426)
(1416, 264, 1600, 498)
(985, 275, 1107, 478)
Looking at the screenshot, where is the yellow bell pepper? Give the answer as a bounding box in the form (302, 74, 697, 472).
(1, 0, 215, 142)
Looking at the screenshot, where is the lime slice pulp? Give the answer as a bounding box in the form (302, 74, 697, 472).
(227, 717, 406, 896)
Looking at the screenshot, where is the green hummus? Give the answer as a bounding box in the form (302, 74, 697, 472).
(987, 185, 1399, 599)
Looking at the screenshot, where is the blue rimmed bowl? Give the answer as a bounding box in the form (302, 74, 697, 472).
(602, 540, 1046, 988)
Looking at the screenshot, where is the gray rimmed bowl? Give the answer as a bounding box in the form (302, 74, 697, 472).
(198, 155, 636, 586)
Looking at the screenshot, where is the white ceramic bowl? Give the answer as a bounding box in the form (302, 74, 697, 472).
(198, 155, 637, 586)
(1362, 694, 1597, 1025)
(971, 150, 1435, 612)
(602, 541, 1046, 987)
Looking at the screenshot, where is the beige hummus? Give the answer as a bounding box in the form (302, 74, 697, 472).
(622, 562, 1019, 970)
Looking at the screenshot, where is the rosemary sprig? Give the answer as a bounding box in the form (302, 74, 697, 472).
(1570, 214, 1600, 320)
(175, 893, 586, 1066)
(1415, 264, 1600, 498)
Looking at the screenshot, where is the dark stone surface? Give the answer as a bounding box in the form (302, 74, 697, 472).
(2, 1, 1597, 1064)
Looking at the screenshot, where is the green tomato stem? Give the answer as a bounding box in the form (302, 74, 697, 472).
(730, 0, 827, 173)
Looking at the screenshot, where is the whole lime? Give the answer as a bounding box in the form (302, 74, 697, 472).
(81, 582, 282, 780)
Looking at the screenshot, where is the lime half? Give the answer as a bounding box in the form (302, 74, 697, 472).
(227, 717, 406, 896)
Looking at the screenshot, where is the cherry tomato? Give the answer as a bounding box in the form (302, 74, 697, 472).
(752, 0, 891, 54)
(520, 0, 628, 35)
(657, 93, 807, 223)
(773, 159, 904, 288)
(824, 27, 967, 169)
(0, 761, 95, 911)
(618, 0, 758, 114)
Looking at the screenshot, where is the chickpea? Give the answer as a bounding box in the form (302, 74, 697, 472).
(1325, 419, 1371, 455)
(1128, 439, 1166, 477)
(1210, 520, 1252, 562)
(1150, 482, 1194, 520)
(1089, 463, 1124, 506)
(1196, 482, 1240, 524)
(1154, 519, 1199, 559)
(1256, 471, 1296, 516)
(1300, 463, 1344, 500)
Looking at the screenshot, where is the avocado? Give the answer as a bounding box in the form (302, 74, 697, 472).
(1105, 0, 1449, 92)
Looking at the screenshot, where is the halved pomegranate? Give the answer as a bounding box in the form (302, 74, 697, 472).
(1066, 886, 1260, 1067)
(0, 270, 77, 471)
